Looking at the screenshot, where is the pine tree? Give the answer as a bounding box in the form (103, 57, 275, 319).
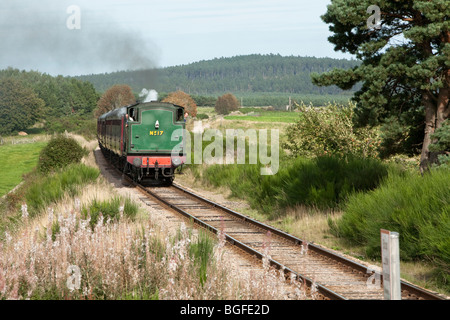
(311, 0, 449, 172)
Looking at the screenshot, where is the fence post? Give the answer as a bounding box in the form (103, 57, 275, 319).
(381, 229, 401, 300)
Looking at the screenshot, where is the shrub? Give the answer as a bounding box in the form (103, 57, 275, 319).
(37, 135, 87, 174)
(330, 168, 450, 286)
(377, 108, 424, 158)
(283, 102, 381, 158)
(45, 116, 97, 140)
(200, 155, 394, 216)
(215, 93, 240, 115)
(196, 113, 209, 120)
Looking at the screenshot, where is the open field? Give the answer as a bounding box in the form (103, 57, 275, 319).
(224, 111, 302, 123)
(0, 140, 48, 197)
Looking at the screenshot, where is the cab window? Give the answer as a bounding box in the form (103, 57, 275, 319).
(176, 108, 184, 122)
(129, 108, 137, 121)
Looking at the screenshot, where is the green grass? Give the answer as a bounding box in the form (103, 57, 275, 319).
(189, 230, 216, 287)
(330, 168, 450, 288)
(81, 196, 139, 229)
(25, 164, 100, 217)
(0, 141, 48, 197)
(224, 110, 302, 123)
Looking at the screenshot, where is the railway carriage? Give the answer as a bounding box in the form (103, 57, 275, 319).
(97, 101, 186, 184)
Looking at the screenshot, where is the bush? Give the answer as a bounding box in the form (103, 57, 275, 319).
(330, 168, 450, 286)
(200, 155, 394, 216)
(283, 102, 381, 158)
(196, 113, 209, 120)
(37, 135, 87, 174)
(215, 93, 240, 115)
(45, 116, 97, 140)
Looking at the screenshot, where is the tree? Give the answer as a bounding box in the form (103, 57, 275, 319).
(94, 84, 135, 118)
(311, 1, 449, 173)
(215, 93, 240, 115)
(0, 78, 45, 135)
(162, 90, 198, 117)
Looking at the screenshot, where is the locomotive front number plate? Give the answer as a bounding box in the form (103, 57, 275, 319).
(149, 131, 164, 136)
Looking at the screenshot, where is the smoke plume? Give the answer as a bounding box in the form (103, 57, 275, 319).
(139, 89, 159, 103)
(0, 0, 159, 76)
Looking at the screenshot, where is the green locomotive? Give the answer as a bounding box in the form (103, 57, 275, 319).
(97, 101, 186, 184)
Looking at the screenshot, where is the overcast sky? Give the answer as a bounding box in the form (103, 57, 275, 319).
(0, 0, 354, 76)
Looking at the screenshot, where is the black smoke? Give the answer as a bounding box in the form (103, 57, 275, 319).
(0, 0, 159, 76)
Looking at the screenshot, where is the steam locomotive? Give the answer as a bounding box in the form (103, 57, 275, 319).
(97, 101, 187, 184)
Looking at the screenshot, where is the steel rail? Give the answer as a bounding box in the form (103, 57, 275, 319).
(170, 182, 447, 301)
(134, 182, 347, 300)
(101, 150, 446, 301)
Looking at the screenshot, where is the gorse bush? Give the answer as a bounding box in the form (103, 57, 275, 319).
(200, 155, 395, 216)
(37, 135, 87, 174)
(330, 168, 450, 287)
(283, 102, 380, 159)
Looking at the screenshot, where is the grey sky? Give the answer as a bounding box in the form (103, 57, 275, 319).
(0, 0, 353, 76)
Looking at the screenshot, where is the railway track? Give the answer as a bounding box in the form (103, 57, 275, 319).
(123, 178, 446, 301)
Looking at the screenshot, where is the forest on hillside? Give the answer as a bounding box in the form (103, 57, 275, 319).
(0, 54, 361, 136)
(76, 54, 360, 98)
(0, 68, 99, 136)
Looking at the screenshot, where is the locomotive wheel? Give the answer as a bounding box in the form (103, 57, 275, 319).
(131, 166, 143, 183)
(121, 163, 130, 186)
(131, 167, 138, 182)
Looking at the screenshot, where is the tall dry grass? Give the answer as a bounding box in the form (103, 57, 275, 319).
(0, 195, 309, 300)
(0, 138, 312, 300)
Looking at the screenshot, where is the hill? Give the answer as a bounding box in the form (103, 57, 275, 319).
(75, 54, 360, 106)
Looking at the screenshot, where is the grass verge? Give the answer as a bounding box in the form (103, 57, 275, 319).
(0, 141, 48, 197)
